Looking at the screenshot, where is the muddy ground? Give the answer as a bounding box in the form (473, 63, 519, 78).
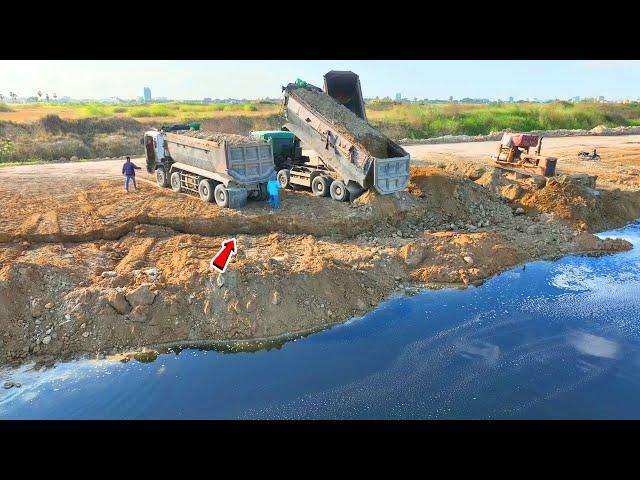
(1, 135, 639, 366)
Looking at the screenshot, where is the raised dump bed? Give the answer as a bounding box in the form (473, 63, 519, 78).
(143, 129, 274, 208)
(281, 73, 410, 201)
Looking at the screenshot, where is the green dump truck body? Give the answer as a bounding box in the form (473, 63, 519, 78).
(250, 130, 295, 157)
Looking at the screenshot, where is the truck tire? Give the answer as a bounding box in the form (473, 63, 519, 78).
(198, 179, 215, 202)
(330, 179, 350, 202)
(277, 169, 291, 189)
(156, 167, 170, 188)
(214, 183, 230, 208)
(311, 175, 331, 197)
(170, 171, 182, 193)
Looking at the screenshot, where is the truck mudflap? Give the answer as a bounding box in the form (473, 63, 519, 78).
(373, 156, 410, 194)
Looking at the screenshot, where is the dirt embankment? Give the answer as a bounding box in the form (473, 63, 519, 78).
(0, 158, 634, 367)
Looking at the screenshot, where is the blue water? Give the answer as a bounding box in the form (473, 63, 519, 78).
(1, 222, 640, 419)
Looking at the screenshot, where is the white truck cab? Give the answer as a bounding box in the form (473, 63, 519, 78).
(143, 129, 166, 173)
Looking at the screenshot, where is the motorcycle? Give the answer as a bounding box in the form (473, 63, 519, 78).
(578, 149, 601, 161)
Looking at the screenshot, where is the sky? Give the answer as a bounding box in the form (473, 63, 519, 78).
(1, 60, 640, 101)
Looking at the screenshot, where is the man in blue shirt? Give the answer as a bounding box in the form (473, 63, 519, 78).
(122, 156, 141, 192)
(266, 171, 281, 209)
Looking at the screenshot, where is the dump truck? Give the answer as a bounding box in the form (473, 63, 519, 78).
(272, 71, 410, 202)
(143, 129, 274, 208)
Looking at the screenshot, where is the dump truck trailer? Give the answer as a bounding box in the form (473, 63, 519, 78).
(277, 71, 410, 202)
(143, 129, 274, 209)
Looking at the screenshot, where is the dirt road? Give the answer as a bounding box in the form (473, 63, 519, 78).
(0, 138, 638, 367)
(406, 134, 640, 191)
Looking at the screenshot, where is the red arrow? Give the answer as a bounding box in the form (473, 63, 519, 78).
(210, 238, 237, 273)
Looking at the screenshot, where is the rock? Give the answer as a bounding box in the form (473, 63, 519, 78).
(101, 270, 117, 278)
(463, 256, 474, 265)
(356, 298, 367, 310)
(271, 291, 281, 305)
(65, 314, 71, 321)
(125, 284, 156, 307)
(216, 275, 225, 288)
(44, 302, 54, 309)
(42, 335, 51, 345)
(82, 331, 90, 338)
(246, 299, 257, 313)
(3, 381, 21, 389)
(30, 299, 43, 318)
(80, 323, 86, 329)
(399, 242, 427, 266)
(144, 268, 160, 282)
(500, 184, 523, 201)
(107, 290, 131, 315)
(514, 207, 525, 215)
(129, 305, 150, 323)
(58, 157, 67, 162)
(70, 155, 79, 162)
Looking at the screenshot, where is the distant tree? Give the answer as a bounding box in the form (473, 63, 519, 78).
(0, 94, 3, 101)
(9, 92, 17, 102)
(45, 93, 50, 102)
(37, 90, 42, 101)
(53, 93, 57, 101)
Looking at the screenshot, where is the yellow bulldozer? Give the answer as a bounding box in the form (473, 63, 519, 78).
(492, 133, 557, 178)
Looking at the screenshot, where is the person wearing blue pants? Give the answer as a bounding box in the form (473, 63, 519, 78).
(266, 172, 281, 209)
(122, 156, 141, 192)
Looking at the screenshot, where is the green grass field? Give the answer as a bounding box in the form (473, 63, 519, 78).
(0, 101, 277, 123)
(366, 101, 640, 138)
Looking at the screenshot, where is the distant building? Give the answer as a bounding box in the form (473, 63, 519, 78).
(395, 92, 401, 102)
(598, 96, 605, 103)
(203, 98, 212, 103)
(449, 96, 454, 102)
(509, 96, 514, 103)
(143, 87, 152, 103)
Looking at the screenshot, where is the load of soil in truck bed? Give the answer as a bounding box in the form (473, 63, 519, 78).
(174, 130, 257, 145)
(293, 88, 389, 158)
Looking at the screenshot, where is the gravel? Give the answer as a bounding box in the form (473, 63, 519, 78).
(174, 130, 257, 145)
(293, 88, 389, 157)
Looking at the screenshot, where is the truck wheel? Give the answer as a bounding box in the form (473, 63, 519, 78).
(198, 179, 215, 202)
(170, 172, 182, 193)
(311, 175, 331, 197)
(277, 169, 290, 189)
(156, 167, 170, 188)
(330, 179, 350, 202)
(214, 184, 230, 208)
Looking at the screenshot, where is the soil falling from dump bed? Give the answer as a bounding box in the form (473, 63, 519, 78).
(173, 130, 257, 145)
(293, 88, 389, 157)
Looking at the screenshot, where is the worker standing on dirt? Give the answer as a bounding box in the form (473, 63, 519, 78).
(266, 171, 281, 209)
(122, 156, 141, 193)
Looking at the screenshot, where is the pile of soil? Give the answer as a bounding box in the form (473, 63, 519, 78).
(293, 88, 388, 157)
(0, 157, 636, 367)
(175, 130, 257, 145)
